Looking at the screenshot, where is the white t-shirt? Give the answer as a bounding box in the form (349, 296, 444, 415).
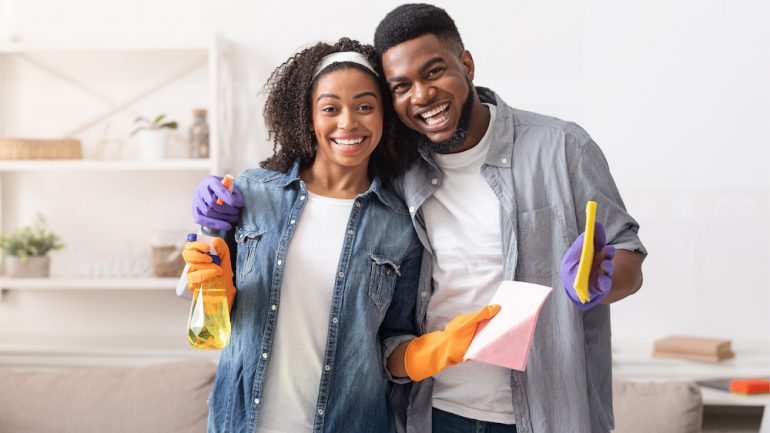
(256, 192, 354, 433)
(421, 104, 516, 424)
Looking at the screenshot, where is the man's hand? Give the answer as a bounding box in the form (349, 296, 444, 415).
(560, 221, 615, 311)
(192, 176, 245, 231)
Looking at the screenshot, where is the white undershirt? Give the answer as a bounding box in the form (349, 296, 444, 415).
(256, 192, 354, 433)
(422, 104, 515, 424)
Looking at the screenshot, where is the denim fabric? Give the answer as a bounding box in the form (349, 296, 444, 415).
(432, 409, 517, 433)
(389, 88, 647, 433)
(207, 161, 422, 433)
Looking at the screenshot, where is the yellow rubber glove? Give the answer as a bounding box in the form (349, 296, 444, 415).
(404, 304, 501, 382)
(182, 237, 236, 310)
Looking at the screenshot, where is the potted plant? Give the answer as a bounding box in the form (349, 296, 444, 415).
(130, 114, 178, 160)
(0, 215, 64, 277)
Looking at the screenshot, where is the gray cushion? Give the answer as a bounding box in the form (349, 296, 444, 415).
(613, 379, 703, 433)
(0, 360, 216, 433)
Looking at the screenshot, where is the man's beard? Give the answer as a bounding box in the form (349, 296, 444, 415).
(412, 79, 475, 154)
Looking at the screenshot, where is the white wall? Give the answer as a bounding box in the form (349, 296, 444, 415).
(1, 0, 768, 361)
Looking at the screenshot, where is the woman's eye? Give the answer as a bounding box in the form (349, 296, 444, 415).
(321, 106, 337, 113)
(358, 104, 374, 112)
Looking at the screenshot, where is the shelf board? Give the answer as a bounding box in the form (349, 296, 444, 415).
(0, 42, 210, 54)
(0, 159, 212, 172)
(0, 277, 178, 290)
(0, 334, 219, 369)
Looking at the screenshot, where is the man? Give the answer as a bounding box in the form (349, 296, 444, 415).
(373, 4, 646, 433)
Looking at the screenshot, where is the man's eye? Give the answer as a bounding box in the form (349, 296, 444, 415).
(427, 67, 445, 78)
(392, 83, 409, 94)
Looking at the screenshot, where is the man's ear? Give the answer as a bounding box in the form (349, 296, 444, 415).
(460, 50, 475, 81)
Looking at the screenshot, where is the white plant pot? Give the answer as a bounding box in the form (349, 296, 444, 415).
(5, 256, 50, 277)
(137, 130, 167, 160)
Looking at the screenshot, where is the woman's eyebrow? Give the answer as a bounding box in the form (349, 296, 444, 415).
(316, 93, 340, 101)
(353, 91, 377, 99)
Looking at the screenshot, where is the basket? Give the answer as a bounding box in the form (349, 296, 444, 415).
(151, 244, 186, 278)
(0, 138, 82, 160)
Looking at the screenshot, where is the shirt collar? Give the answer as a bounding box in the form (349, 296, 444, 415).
(477, 87, 514, 169)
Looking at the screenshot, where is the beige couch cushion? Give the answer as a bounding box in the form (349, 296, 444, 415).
(613, 379, 703, 433)
(0, 360, 216, 433)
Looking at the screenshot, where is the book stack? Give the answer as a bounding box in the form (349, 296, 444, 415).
(652, 335, 735, 362)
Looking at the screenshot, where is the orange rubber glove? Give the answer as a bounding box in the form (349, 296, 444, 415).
(404, 304, 501, 382)
(182, 237, 236, 310)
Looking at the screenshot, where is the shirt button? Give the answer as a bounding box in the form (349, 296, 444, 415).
(347, 229, 353, 235)
(355, 202, 361, 208)
(254, 398, 260, 405)
(338, 272, 344, 278)
(290, 219, 296, 224)
(324, 365, 331, 371)
(277, 260, 283, 266)
(318, 409, 324, 416)
(431, 178, 438, 185)
(300, 195, 306, 201)
(262, 352, 268, 359)
(421, 291, 428, 298)
(271, 304, 277, 311)
(501, 158, 508, 164)
(409, 206, 415, 213)
(332, 317, 338, 324)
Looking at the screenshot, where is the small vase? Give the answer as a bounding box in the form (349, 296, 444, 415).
(5, 256, 50, 277)
(136, 129, 167, 160)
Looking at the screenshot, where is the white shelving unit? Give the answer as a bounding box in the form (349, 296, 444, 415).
(0, 34, 232, 294)
(0, 277, 177, 302)
(0, 159, 213, 172)
(0, 277, 177, 290)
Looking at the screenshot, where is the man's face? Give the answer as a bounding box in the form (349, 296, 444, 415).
(382, 34, 475, 152)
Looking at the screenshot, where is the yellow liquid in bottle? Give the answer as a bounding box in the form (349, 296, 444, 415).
(187, 278, 231, 350)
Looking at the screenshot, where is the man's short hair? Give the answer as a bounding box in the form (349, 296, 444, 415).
(374, 3, 464, 56)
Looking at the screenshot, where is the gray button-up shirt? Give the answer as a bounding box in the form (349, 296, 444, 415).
(387, 87, 647, 433)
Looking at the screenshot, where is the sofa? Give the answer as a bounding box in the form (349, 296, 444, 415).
(0, 360, 216, 433)
(0, 361, 703, 433)
(612, 379, 704, 433)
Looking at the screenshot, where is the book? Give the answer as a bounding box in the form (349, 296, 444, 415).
(698, 378, 770, 394)
(652, 335, 734, 362)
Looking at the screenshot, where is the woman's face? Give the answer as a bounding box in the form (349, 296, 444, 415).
(310, 67, 383, 174)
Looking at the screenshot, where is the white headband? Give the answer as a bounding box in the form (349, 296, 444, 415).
(313, 51, 378, 79)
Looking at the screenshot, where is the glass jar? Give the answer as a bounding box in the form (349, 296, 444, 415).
(189, 108, 209, 158)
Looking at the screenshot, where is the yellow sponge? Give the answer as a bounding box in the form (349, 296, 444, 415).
(573, 201, 597, 304)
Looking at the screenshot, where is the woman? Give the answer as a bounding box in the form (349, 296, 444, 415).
(183, 38, 421, 433)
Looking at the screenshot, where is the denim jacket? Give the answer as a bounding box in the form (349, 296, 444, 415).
(207, 161, 422, 433)
(389, 88, 647, 433)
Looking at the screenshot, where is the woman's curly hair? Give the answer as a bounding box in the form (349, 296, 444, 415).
(260, 37, 417, 180)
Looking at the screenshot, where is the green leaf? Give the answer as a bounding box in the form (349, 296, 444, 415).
(152, 114, 167, 126)
(158, 121, 178, 130)
(0, 213, 64, 258)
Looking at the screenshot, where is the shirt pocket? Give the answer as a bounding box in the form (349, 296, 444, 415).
(235, 226, 266, 281)
(367, 253, 400, 313)
(516, 205, 568, 279)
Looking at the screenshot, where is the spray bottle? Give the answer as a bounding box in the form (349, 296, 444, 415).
(184, 175, 234, 350)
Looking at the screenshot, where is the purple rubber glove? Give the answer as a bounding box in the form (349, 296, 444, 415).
(192, 176, 245, 231)
(560, 221, 616, 311)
